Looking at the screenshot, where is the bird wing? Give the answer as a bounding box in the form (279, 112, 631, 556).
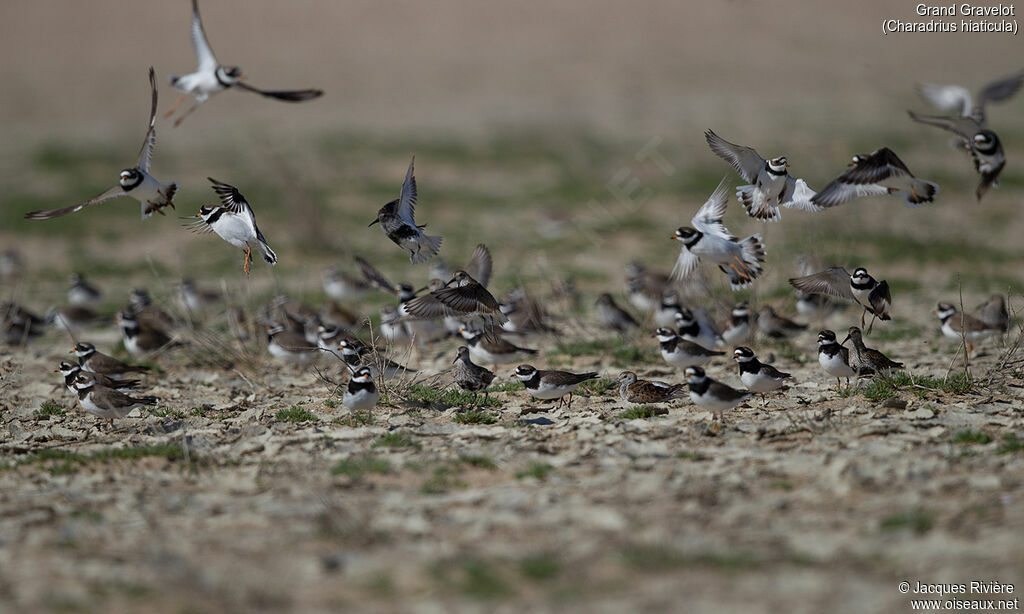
(136, 67, 158, 172)
(354, 256, 395, 294)
(207, 178, 249, 213)
(843, 148, 912, 183)
(810, 179, 889, 208)
(708, 380, 750, 402)
(908, 110, 980, 139)
(704, 130, 765, 183)
(868, 280, 892, 313)
(190, 0, 219, 73)
(978, 69, 1024, 106)
(780, 177, 823, 211)
(691, 178, 734, 240)
(672, 248, 701, 281)
(396, 156, 418, 225)
(917, 83, 973, 115)
(427, 285, 502, 316)
(788, 267, 855, 301)
(465, 244, 493, 288)
(233, 81, 324, 102)
(24, 186, 126, 220)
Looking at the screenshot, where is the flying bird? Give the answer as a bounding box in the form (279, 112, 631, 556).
(704, 129, 820, 222)
(811, 148, 938, 208)
(369, 156, 443, 264)
(789, 266, 891, 332)
(188, 178, 277, 274)
(403, 270, 506, 324)
(670, 179, 766, 290)
(25, 68, 178, 221)
(917, 69, 1024, 124)
(165, 0, 323, 126)
(908, 111, 1005, 200)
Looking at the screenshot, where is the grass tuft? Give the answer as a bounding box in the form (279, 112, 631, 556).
(372, 431, 419, 449)
(459, 455, 497, 469)
(453, 410, 498, 425)
(997, 434, 1024, 455)
(519, 553, 560, 580)
(616, 405, 664, 420)
(515, 461, 553, 481)
(950, 430, 992, 445)
(880, 508, 934, 534)
(578, 377, 616, 397)
(36, 400, 65, 416)
(331, 455, 391, 479)
(275, 405, 317, 423)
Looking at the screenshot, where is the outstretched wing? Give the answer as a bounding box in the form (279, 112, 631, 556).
(789, 267, 855, 301)
(207, 178, 248, 213)
(396, 156, 418, 225)
(916, 83, 972, 116)
(190, 0, 218, 73)
(978, 69, 1024, 107)
(465, 244, 493, 288)
(843, 148, 912, 183)
(810, 179, 889, 208)
(705, 130, 765, 183)
(908, 110, 980, 140)
(233, 81, 324, 102)
(136, 67, 158, 172)
(24, 186, 125, 220)
(404, 285, 502, 320)
(691, 178, 733, 240)
(671, 248, 701, 281)
(780, 177, 823, 212)
(354, 256, 395, 294)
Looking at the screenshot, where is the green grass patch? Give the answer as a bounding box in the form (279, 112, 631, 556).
(275, 405, 317, 423)
(36, 400, 65, 417)
(331, 455, 391, 479)
(453, 410, 498, 425)
(950, 430, 992, 445)
(578, 377, 615, 397)
(150, 408, 186, 419)
(853, 372, 974, 401)
(405, 384, 502, 408)
(997, 434, 1024, 455)
(516, 461, 553, 481)
(519, 553, 560, 581)
(619, 544, 759, 571)
(677, 450, 706, 461)
(487, 381, 524, 393)
(459, 455, 497, 469)
(616, 405, 661, 420)
(880, 508, 934, 534)
(7, 444, 191, 474)
(372, 431, 419, 449)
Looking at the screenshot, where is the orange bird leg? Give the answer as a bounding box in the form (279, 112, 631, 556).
(164, 93, 186, 118)
(243, 246, 252, 275)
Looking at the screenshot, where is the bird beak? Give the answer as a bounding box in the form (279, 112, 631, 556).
(840, 334, 850, 345)
(669, 234, 676, 240)
(452, 356, 458, 365)
(69, 348, 75, 353)
(195, 213, 202, 218)
(367, 219, 380, 227)
(443, 278, 455, 288)
(414, 286, 428, 294)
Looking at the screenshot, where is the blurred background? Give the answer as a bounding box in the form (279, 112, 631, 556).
(0, 0, 1021, 309)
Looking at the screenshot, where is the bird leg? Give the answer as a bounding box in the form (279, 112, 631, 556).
(860, 308, 867, 327)
(866, 312, 878, 335)
(164, 94, 186, 118)
(566, 393, 574, 409)
(243, 246, 252, 275)
(173, 102, 202, 127)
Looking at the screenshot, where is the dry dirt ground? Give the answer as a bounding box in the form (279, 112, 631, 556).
(2, 1, 1024, 612)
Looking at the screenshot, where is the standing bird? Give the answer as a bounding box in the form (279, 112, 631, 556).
(189, 178, 277, 275)
(842, 327, 903, 375)
(816, 330, 861, 391)
(72, 373, 158, 426)
(459, 327, 537, 372)
(655, 328, 723, 369)
(165, 0, 323, 126)
(721, 302, 754, 346)
(452, 345, 496, 404)
(369, 157, 443, 264)
(755, 307, 807, 339)
(72, 342, 150, 381)
(403, 270, 506, 325)
(58, 362, 140, 396)
(789, 266, 891, 333)
(68, 273, 102, 308)
(674, 308, 722, 350)
(25, 68, 177, 221)
(671, 179, 766, 289)
(683, 366, 752, 421)
(596, 293, 640, 332)
(342, 367, 380, 413)
(116, 310, 174, 356)
(266, 325, 317, 364)
(974, 295, 1009, 334)
(616, 371, 687, 405)
(732, 347, 791, 405)
(512, 364, 598, 409)
(704, 129, 820, 222)
(908, 111, 1005, 201)
(917, 69, 1024, 125)
(811, 148, 939, 208)
(934, 302, 1003, 355)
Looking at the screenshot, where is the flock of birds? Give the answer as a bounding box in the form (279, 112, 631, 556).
(2, 1, 1021, 427)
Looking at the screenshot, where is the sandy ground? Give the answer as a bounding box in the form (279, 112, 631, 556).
(2, 1, 1024, 612)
